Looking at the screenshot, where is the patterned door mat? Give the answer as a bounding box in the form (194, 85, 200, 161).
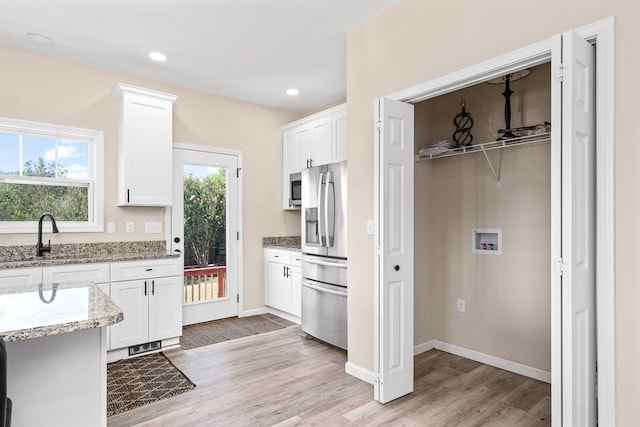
(107, 352, 195, 417)
(180, 313, 295, 350)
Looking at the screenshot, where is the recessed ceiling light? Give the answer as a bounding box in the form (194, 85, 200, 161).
(25, 32, 55, 47)
(148, 51, 167, 62)
(286, 88, 299, 96)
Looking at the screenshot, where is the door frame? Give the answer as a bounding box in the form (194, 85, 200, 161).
(374, 17, 615, 425)
(165, 142, 244, 323)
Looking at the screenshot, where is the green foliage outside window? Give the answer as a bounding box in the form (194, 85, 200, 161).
(183, 169, 226, 267)
(0, 158, 88, 221)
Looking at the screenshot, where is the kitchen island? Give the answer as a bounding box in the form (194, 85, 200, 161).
(0, 281, 123, 427)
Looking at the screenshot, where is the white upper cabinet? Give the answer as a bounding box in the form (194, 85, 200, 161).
(113, 83, 177, 206)
(282, 103, 347, 209)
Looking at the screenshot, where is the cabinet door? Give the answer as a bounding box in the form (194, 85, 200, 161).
(289, 265, 302, 316)
(115, 84, 176, 206)
(266, 262, 291, 312)
(294, 125, 312, 170)
(310, 116, 332, 167)
(109, 280, 149, 349)
(148, 276, 183, 341)
(332, 109, 348, 162)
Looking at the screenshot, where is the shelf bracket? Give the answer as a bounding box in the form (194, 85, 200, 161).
(480, 144, 504, 188)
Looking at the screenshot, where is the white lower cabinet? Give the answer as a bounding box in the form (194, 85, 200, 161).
(265, 249, 301, 317)
(109, 259, 182, 351)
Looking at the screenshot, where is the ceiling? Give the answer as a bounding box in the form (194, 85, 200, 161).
(0, 0, 398, 114)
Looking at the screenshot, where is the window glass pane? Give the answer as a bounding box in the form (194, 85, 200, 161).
(56, 140, 89, 180)
(0, 182, 88, 221)
(0, 132, 19, 175)
(22, 134, 57, 177)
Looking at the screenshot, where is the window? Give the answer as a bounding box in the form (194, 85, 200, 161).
(0, 117, 104, 233)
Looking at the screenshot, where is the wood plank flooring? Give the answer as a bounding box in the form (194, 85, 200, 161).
(107, 325, 550, 427)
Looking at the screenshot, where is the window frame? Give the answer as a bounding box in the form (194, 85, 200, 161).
(0, 117, 104, 233)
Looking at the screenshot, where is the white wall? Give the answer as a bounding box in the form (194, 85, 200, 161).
(0, 45, 301, 312)
(346, 1, 639, 424)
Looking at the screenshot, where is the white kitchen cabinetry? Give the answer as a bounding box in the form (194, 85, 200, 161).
(0, 267, 42, 287)
(109, 258, 182, 351)
(113, 83, 177, 206)
(264, 249, 301, 317)
(282, 103, 347, 209)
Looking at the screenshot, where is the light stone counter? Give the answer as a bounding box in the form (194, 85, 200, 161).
(0, 282, 123, 427)
(0, 281, 123, 342)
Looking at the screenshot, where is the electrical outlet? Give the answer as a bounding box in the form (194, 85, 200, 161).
(126, 222, 135, 233)
(457, 299, 466, 313)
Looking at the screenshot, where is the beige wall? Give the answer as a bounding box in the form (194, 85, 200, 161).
(346, 0, 638, 424)
(0, 45, 301, 312)
(414, 64, 551, 370)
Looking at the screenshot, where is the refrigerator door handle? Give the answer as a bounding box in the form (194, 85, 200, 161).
(302, 281, 347, 297)
(303, 258, 347, 268)
(325, 170, 335, 247)
(318, 171, 327, 247)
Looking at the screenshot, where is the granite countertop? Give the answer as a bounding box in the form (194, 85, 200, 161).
(262, 236, 301, 251)
(0, 240, 179, 270)
(0, 282, 123, 342)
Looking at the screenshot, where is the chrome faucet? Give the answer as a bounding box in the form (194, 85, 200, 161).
(36, 213, 59, 257)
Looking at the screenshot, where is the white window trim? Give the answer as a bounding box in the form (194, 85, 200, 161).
(0, 117, 104, 233)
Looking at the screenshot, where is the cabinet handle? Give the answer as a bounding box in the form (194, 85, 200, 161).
(144, 280, 147, 296)
(152, 280, 155, 296)
(127, 189, 130, 203)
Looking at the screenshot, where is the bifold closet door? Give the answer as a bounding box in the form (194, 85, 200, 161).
(551, 30, 596, 427)
(374, 97, 414, 404)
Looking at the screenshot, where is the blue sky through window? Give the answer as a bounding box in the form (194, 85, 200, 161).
(183, 164, 221, 179)
(0, 131, 89, 179)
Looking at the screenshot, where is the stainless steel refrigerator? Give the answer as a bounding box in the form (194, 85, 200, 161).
(301, 160, 347, 350)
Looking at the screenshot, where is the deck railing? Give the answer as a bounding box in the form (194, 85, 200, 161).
(183, 266, 227, 303)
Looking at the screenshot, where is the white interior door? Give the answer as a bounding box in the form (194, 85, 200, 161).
(551, 30, 597, 426)
(374, 97, 414, 403)
(172, 146, 240, 325)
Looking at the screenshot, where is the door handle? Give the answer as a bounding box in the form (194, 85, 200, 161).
(302, 281, 347, 297)
(394, 265, 400, 271)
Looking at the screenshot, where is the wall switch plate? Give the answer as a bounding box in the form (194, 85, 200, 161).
(144, 221, 162, 233)
(126, 222, 135, 233)
(457, 299, 466, 313)
(107, 222, 116, 233)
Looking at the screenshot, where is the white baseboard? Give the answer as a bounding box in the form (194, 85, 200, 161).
(414, 340, 551, 384)
(242, 306, 301, 325)
(345, 361, 376, 385)
(414, 340, 435, 355)
(240, 307, 269, 317)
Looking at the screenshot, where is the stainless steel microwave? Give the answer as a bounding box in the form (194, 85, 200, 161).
(289, 172, 302, 208)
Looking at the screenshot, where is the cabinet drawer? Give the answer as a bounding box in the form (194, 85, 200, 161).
(43, 263, 110, 284)
(0, 267, 42, 287)
(266, 250, 302, 266)
(111, 258, 181, 282)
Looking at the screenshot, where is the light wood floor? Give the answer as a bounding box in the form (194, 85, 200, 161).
(107, 325, 550, 427)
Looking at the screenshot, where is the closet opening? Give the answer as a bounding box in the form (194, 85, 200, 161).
(412, 61, 552, 405)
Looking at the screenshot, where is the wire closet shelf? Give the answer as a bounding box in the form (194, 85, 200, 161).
(415, 132, 550, 162)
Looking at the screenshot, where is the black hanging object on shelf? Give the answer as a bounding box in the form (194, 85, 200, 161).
(452, 98, 474, 147)
(488, 70, 530, 140)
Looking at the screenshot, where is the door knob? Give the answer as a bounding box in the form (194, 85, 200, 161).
(174, 237, 181, 243)
(394, 265, 400, 271)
